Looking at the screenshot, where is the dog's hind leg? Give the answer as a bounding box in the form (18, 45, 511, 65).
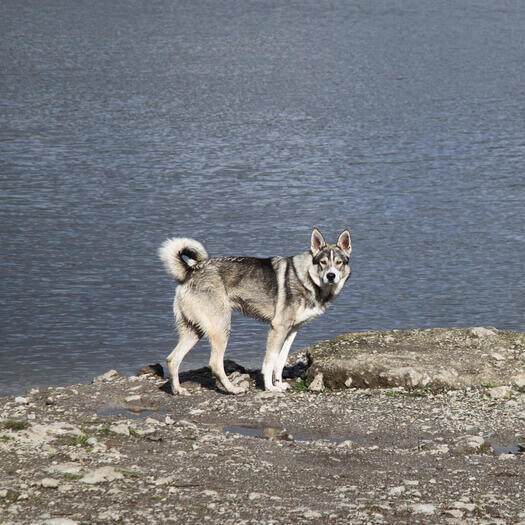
(273, 329, 297, 391)
(208, 329, 245, 395)
(167, 323, 201, 396)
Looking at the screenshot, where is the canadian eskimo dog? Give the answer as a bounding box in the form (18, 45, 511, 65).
(159, 228, 351, 394)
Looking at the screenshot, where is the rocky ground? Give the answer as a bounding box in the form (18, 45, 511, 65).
(1, 328, 524, 525)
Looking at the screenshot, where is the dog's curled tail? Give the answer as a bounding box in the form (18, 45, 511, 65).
(158, 237, 208, 283)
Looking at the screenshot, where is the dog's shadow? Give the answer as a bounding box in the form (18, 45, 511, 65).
(157, 359, 307, 395)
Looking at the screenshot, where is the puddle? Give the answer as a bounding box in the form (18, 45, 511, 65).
(490, 442, 525, 455)
(222, 424, 367, 446)
(97, 406, 166, 419)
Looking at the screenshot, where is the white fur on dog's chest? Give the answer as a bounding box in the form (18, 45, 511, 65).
(293, 304, 326, 326)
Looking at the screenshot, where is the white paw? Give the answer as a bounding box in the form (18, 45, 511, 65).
(274, 382, 290, 392)
(173, 385, 190, 396)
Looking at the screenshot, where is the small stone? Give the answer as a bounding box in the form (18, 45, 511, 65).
(164, 416, 175, 425)
(304, 510, 322, 519)
(491, 353, 505, 361)
(109, 423, 130, 436)
(81, 466, 124, 484)
(412, 503, 436, 515)
(136, 363, 164, 377)
(93, 370, 119, 383)
(15, 396, 29, 404)
(452, 501, 477, 512)
(44, 518, 79, 525)
(344, 376, 353, 387)
(489, 386, 513, 399)
(512, 373, 525, 392)
(248, 492, 264, 500)
(468, 326, 497, 337)
(388, 486, 405, 496)
(443, 509, 464, 519)
(46, 462, 82, 475)
(98, 510, 121, 521)
(125, 395, 142, 403)
(41, 478, 59, 489)
(337, 440, 359, 449)
(308, 372, 324, 392)
(455, 435, 486, 453)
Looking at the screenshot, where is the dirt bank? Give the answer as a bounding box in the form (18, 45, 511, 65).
(1, 328, 524, 524)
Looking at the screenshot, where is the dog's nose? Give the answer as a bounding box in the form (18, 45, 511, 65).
(326, 272, 336, 282)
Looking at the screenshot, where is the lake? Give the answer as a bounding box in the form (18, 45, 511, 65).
(1, 0, 524, 395)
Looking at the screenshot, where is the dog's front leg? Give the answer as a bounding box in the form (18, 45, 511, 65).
(273, 329, 297, 391)
(262, 325, 290, 391)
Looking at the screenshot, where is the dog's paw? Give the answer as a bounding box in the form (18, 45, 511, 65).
(173, 386, 190, 396)
(274, 382, 290, 392)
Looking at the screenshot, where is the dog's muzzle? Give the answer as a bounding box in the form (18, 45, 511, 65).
(324, 272, 339, 285)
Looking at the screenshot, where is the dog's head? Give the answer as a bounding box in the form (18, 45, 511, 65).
(309, 228, 352, 292)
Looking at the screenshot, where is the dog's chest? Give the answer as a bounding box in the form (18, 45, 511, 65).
(293, 303, 326, 326)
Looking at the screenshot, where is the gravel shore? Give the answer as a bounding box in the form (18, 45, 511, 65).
(1, 328, 524, 524)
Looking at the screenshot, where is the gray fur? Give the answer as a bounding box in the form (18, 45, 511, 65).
(159, 228, 351, 395)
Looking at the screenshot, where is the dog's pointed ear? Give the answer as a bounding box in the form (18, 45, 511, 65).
(311, 228, 326, 256)
(337, 229, 352, 257)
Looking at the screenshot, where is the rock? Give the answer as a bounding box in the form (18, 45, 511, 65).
(81, 466, 124, 484)
(44, 518, 79, 525)
(98, 510, 121, 521)
(136, 363, 164, 378)
(308, 372, 324, 392)
(12, 422, 82, 447)
(454, 435, 487, 454)
(303, 328, 523, 390)
(15, 396, 29, 404)
(443, 509, 464, 519)
(489, 386, 513, 399)
(303, 510, 322, 519)
(109, 423, 130, 436)
(46, 462, 82, 475)
(512, 373, 525, 392)
(468, 326, 497, 337)
(125, 394, 142, 403)
(412, 503, 436, 515)
(40, 478, 59, 488)
(93, 370, 119, 383)
(388, 486, 405, 496)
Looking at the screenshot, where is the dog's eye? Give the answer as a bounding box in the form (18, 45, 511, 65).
(320, 259, 328, 266)
(335, 259, 342, 266)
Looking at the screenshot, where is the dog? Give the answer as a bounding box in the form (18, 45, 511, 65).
(159, 228, 351, 395)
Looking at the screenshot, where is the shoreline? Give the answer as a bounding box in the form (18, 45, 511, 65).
(1, 328, 524, 524)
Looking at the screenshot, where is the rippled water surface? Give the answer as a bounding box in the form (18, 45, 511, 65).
(1, 0, 524, 394)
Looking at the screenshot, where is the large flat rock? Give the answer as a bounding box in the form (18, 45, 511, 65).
(305, 327, 525, 390)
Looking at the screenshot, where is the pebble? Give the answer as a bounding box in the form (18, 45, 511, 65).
(488, 386, 513, 399)
(308, 372, 324, 392)
(44, 518, 79, 525)
(40, 478, 59, 489)
(109, 423, 130, 436)
(412, 503, 436, 515)
(80, 466, 124, 484)
(93, 370, 119, 383)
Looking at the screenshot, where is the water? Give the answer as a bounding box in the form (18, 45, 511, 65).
(1, 0, 524, 395)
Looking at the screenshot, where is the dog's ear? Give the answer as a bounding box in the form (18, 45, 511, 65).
(311, 228, 326, 256)
(337, 229, 352, 257)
